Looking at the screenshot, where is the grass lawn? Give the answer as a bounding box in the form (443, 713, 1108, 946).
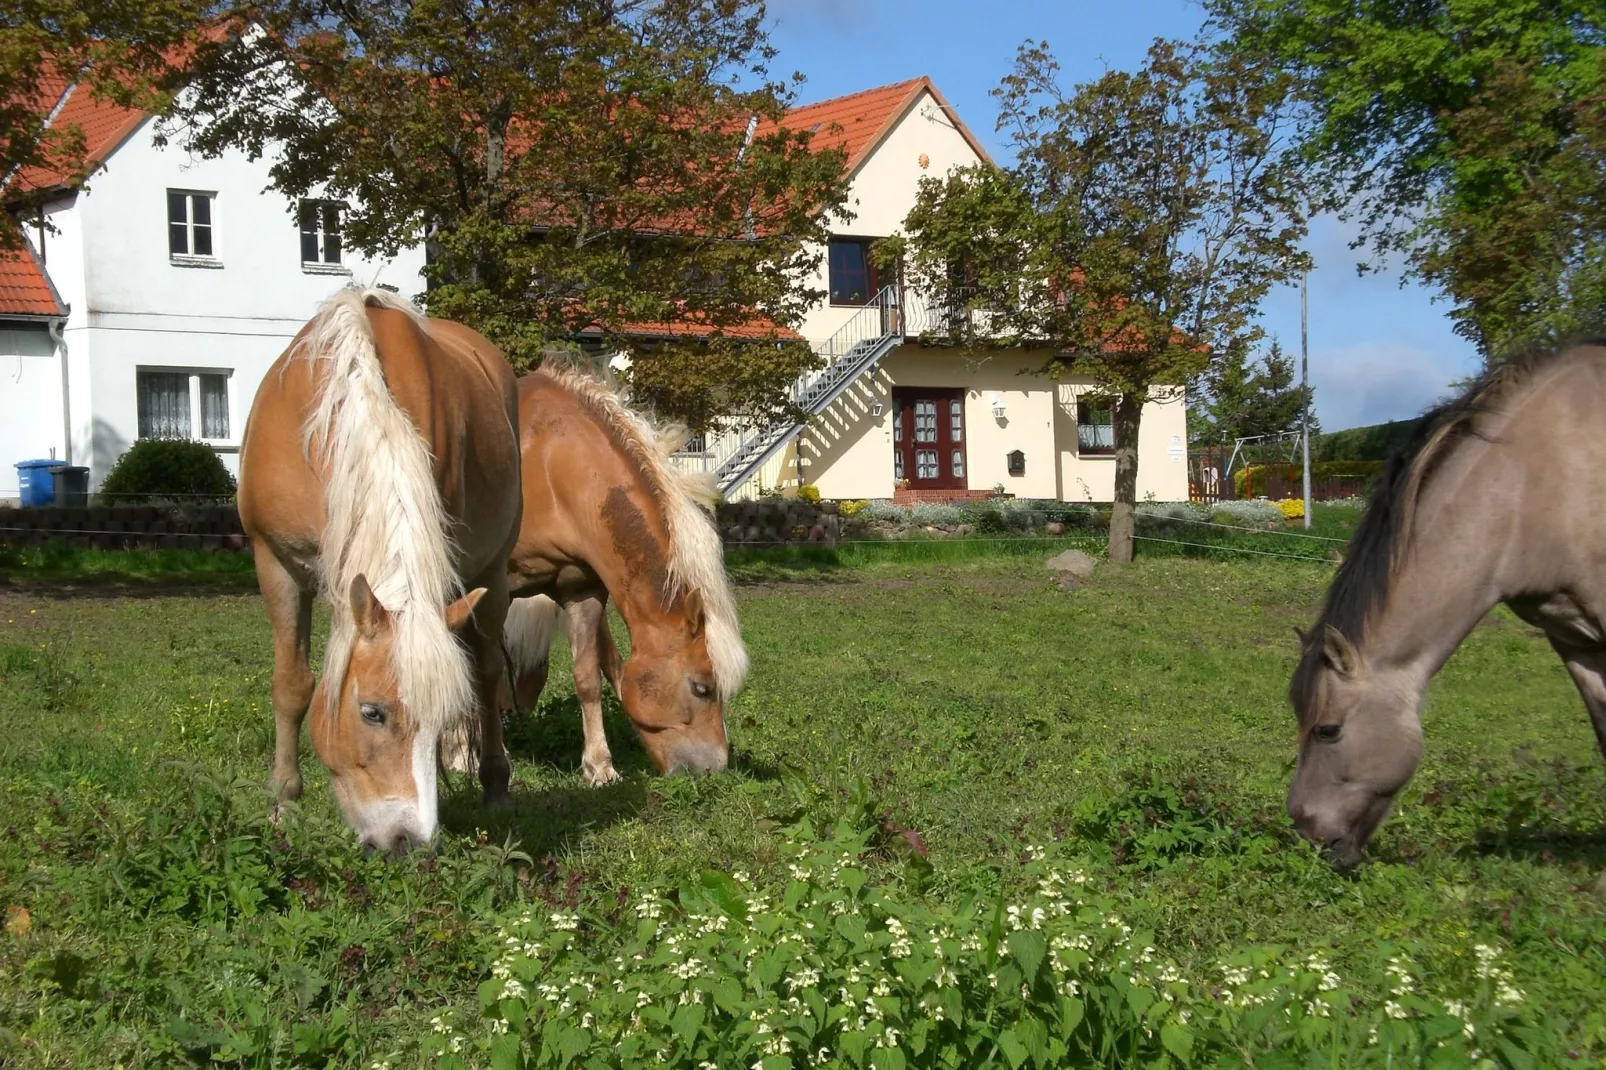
(2, 548, 1604, 1066)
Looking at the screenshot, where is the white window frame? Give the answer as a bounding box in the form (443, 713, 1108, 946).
(135, 366, 238, 448)
(299, 198, 351, 275)
(167, 189, 221, 267)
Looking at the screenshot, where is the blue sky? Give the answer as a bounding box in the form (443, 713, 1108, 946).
(763, 0, 1483, 432)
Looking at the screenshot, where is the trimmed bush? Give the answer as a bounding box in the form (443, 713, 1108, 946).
(797, 484, 821, 504)
(838, 499, 870, 518)
(1234, 460, 1383, 498)
(98, 440, 236, 504)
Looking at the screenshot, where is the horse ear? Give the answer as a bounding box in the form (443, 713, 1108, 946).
(350, 574, 390, 640)
(444, 588, 487, 633)
(1321, 624, 1358, 678)
(683, 587, 706, 639)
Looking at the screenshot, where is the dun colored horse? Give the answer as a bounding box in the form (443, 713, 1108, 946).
(498, 364, 747, 783)
(239, 289, 522, 853)
(1289, 339, 1606, 868)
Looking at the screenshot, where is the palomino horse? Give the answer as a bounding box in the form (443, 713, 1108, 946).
(238, 288, 522, 853)
(1289, 339, 1606, 869)
(498, 363, 747, 784)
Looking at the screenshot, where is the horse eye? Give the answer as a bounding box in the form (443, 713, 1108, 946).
(689, 681, 714, 701)
(360, 703, 388, 727)
(1313, 723, 1342, 743)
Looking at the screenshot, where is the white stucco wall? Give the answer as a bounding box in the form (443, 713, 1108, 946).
(20, 119, 429, 488)
(0, 324, 66, 499)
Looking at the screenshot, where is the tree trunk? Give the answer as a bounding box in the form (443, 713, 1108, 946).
(1107, 392, 1143, 564)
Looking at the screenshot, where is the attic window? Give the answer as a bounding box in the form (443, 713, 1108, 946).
(810, 122, 822, 133)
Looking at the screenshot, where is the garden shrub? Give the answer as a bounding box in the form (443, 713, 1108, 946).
(1276, 497, 1305, 519)
(99, 439, 235, 503)
(859, 501, 910, 524)
(1135, 502, 1209, 523)
(797, 485, 821, 504)
(839, 500, 870, 518)
(1209, 500, 1284, 528)
(440, 818, 1558, 1069)
(909, 502, 966, 527)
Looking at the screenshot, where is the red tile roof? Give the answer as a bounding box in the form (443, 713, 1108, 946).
(771, 76, 993, 177)
(9, 80, 149, 194)
(0, 244, 66, 317)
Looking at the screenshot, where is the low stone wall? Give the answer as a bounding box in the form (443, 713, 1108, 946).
(0, 500, 841, 553)
(715, 500, 840, 548)
(0, 503, 249, 552)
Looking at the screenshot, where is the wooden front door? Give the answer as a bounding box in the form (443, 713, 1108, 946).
(893, 387, 967, 491)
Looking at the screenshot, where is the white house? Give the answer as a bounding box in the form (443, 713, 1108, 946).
(2, 73, 1186, 505)
(0, 80, 425, 500)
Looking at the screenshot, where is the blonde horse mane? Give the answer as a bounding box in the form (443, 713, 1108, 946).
(535, 357, 749, 698)
(298, 287, 474, 735)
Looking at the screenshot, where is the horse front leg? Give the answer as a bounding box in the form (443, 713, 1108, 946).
(566, 596, 621, 786)
(254, 543, 314, 803)
(467, 577, 515, 809)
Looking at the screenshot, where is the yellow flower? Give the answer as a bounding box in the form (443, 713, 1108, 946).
(1275, 498, 1305, 519)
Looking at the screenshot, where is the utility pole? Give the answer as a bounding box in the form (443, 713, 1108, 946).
(1300, 268, 1312, 530)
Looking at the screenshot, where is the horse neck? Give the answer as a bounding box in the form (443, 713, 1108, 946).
(579, 465, 683, 639)
(1359, 447, 1517, 691)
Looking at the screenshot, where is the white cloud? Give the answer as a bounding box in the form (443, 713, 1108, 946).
(1308, 340, 1473, 431)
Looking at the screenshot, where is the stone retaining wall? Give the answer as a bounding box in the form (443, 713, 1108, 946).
(0, 500, 841, 553)
(0, 504, 248, 551)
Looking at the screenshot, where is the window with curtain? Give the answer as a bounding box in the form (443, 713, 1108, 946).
(167, 191, 215, 259)
(298, 200, 344, 266)
(200, 373, 230, 439)
(138, 371, 192, 438)
(136, 369, 232, 441)
(1076, 400, 1116, 455)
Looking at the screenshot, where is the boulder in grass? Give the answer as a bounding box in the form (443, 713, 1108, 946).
(1045, 549, 1096, 578)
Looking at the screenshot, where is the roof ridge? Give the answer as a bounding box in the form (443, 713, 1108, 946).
(786, 76, 928, 114)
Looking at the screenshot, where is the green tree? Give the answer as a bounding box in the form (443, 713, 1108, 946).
(166, 0, 851, 431)
(1189, 339, 1317, 446)
(1209, 0, 1606, 359)
(895, 40, 1308, 562)
(2, 0, 199, 248)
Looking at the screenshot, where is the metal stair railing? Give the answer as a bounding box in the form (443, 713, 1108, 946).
(712, 285, 904, 496)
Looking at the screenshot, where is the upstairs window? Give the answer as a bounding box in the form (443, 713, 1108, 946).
(167, 191, 216, 261)
(828, 238, 878, 305)
(299, 200, 345, 268)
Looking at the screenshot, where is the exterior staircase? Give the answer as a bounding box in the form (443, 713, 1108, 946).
(711, 285, 904, 496)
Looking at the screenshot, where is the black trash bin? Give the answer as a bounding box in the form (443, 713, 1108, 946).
(48, 465, 90, 507)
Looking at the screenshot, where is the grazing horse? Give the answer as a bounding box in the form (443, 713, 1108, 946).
(238, 289, 522, 853)
(1289, 339, 1606, 869)
(498, 363, 747, 784)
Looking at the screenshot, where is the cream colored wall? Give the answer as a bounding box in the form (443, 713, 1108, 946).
(799, 347, 1190, 502)
(1053, 384, 1190, 503)
(795, 88, 988, 348)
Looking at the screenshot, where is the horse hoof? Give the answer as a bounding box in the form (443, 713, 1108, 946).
(483, 790, 514, 811)
(584, 762, 622, 787)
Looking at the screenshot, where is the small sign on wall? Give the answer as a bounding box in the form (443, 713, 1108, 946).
(1007, 449, 1025, 476)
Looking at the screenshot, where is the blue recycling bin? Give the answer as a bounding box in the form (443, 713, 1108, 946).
(15, 459, 60, 508)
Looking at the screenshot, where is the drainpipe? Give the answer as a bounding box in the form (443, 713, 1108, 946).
(50, 312, 71, 464)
